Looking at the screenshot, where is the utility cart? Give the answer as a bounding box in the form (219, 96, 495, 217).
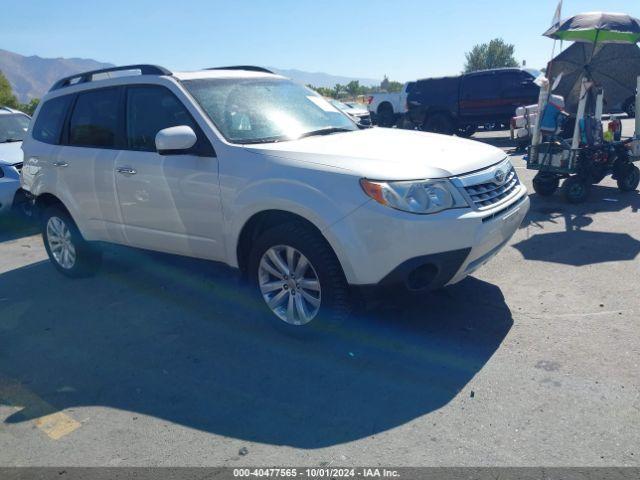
(528, 78, 639, 203)
(528, 12, 640, 203)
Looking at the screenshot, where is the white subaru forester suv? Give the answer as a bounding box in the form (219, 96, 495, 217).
(21, 65, 529, 330)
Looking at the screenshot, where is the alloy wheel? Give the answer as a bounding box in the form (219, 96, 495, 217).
(46, 216, 76, 269)
(258, 245, 321, 325)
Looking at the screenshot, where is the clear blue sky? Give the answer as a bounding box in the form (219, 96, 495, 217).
(2, 0, 637, 82)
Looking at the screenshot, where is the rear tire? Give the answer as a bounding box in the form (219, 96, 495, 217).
(532, 173, 559, 196)
(248, 222, 351, 334)
(423, 113, 455, 135)
(41, 206, 102, 278)
(562, 176, 590, 204)
(376, 103, 394, 128)
(616, 164, 640, 192)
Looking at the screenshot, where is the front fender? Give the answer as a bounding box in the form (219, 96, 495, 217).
(224, 177, 367, 283)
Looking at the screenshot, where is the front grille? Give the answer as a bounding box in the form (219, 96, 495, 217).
(463, 164, 520, 209)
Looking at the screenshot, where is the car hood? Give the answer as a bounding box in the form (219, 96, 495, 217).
(0, 142, 24, 166)
(244, 127, 506, 179)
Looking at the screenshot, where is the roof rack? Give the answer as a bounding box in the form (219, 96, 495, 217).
(207, 65, 274, 74)
(49, 64, 172, 92)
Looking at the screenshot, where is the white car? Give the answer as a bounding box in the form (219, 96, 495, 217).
(0, 107, 30, 214)
(21, 65, 529, 331)
(329, 99, 372, 126)
(367, 82, 413, 127)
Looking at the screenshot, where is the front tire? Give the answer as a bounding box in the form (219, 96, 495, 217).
(41, 206, 102, 277)
(423, 113, 455, 135)
(532, 173, 559, 196)
(248, 222, 351, 332)
(562, 176, 590, 204)
(457, 125, 477, 138)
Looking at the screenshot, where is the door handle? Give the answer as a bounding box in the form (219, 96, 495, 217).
(52, 161, 68, 167)
(116, 166, 137, 175)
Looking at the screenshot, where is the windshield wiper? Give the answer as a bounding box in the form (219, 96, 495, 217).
(297, 127, 354, 139)
(0, 138, 22, 143)
(238, 136, 287, 145)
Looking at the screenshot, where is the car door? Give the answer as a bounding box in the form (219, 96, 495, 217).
(55, 87, 125, 243)
(459, 71, 498, 123)
(114, 84, 223, 261)
(498, 71, 539, 122)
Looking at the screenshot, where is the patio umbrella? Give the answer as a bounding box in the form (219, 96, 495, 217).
(547, 42, 640, 114)
(544, 12, 640, 44)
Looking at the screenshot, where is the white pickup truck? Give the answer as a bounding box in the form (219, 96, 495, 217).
(367, 82, 413, 127)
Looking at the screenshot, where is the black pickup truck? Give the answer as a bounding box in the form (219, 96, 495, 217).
(406, 68, 540, 137)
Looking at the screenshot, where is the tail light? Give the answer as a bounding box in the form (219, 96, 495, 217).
(367, 96, 373, 105)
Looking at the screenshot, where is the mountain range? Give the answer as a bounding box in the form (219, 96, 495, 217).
(0, 49, 380, 102)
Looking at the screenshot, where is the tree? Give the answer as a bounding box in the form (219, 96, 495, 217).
(464, 38, 519, 73)
(21, 98, 40, 116)
(306, 84, 334, 98)
(0, 71, 18, 108)
(346, 80, 361, 98)
(379, 75, 403, 93)
(0, 70, 38, 114)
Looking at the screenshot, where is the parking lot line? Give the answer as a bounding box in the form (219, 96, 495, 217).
(0, 374, 81, 440)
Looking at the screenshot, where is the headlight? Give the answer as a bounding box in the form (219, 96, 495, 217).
(360, 178, 467, 214)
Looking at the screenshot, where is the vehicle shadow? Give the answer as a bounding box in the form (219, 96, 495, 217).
(0, 213, 38, 243)
(0, 246, 512, 448)
(513, 187, 640, 266)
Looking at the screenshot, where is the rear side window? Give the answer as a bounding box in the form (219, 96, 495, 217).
(69, 88, 120, 148)
(125, 86, 198, 152)
(32, 95, 72, 144)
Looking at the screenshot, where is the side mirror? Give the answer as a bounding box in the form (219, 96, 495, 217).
(155, 126, 197, 154)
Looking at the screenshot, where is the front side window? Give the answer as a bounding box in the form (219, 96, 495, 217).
(0, 113, 30, 143)
(126, 86, 197, 152)
(183, 78, 357, 144)
(462, 74, 497, 100)
(69, 88, 120, 148)
(32, 96, 72, 144)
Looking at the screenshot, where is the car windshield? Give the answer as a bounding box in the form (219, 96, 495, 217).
(0, 113, 30, 143)
(183, 77, 357, 144)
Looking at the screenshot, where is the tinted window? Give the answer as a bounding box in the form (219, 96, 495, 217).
(32, 96, 72, 144)
(500, 72, 531, 99)
(126, 86, 197, 151)
(69, 88, 120, 148)
(462, 73, 497, 99)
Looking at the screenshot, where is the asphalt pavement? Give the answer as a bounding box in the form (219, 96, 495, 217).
(0, 120, 638, 466)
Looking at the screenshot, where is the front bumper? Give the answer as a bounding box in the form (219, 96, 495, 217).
(325, 187, 529, 289)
